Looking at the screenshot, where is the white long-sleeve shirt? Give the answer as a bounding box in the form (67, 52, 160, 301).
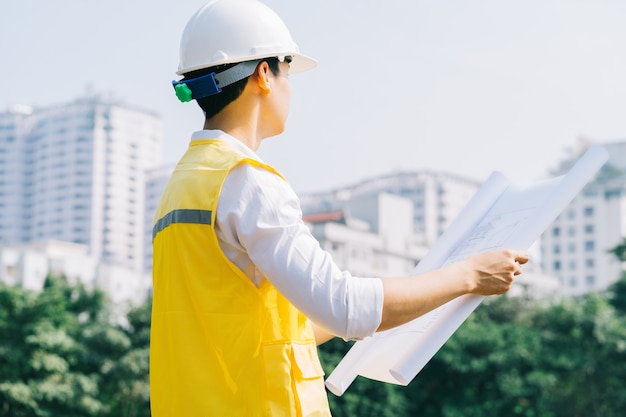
(191, 130, 383, 340)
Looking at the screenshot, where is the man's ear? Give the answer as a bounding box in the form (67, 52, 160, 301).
(253, 61, 272, 93)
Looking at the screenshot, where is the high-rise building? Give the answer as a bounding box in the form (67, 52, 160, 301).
(0, 95, 163, 274)
(541, 140, 626, 296)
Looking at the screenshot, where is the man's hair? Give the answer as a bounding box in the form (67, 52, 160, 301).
(184, 58, 281, 120)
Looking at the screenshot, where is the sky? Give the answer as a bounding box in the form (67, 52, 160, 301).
(2, 0, 625, 193)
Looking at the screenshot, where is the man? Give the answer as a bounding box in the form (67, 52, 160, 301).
(150, 1, 529, 416)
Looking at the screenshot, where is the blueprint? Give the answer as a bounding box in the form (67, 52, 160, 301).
(325, 145, 609, 396)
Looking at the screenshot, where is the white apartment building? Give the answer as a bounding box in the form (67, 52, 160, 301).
(304, 193, 428, 277)
(541, 140, 626, 296)
(0, 95, 162, 275)
(300, 171, 480, 247)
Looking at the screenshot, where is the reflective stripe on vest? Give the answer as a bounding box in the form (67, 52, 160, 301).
(152, 208, 212, 240)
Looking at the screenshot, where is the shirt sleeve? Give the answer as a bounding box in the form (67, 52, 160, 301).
(216, 163, 384, 340)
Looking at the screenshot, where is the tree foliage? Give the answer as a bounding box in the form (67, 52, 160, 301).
(393, 291, 626, 417)
(2, 249, 626, 416)
(0, 276, 149, 417)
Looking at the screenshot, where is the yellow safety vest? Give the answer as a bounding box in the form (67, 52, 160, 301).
(150, 139, 331, 416)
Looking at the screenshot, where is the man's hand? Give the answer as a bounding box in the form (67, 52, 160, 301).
(463, 249, 529, 296)
(378, 248, 530, 332)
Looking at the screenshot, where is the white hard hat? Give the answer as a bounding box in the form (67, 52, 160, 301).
(176, 0, 317, 76)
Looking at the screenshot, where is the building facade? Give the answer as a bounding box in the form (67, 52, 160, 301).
(0, 96, 162, 274)
(299, 171, 481, 247)
(300, 171, 481, 278)
(541, 140, 626, 296)
(304, 193, 429, 278)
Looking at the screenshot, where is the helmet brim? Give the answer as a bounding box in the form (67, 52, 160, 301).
(177, 52, 317, 76)
(289, 53, 317, 74)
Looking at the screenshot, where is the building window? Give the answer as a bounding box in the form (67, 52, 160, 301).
(585, 241, 595, 252)
(605, 189, 622, 198)
(553, 261, 561, 271)
(586, 275, 595, 286)
(584, 224, 594, 234)
(568, 243, 576, 253)
(569, 260, 577, 270)
(584, 207, 594, 217)
(552, 227, 560, 237)
(568, 226, 576, 237)
(553, 244, 560, 254)
(586, 259, 595, 268)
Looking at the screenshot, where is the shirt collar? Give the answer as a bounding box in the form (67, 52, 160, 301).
(190, 130, 262, 162)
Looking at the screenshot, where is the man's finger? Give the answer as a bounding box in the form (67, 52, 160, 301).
(513, 251, 530, 265)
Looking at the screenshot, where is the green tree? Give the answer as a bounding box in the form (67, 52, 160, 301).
(607, 238, 626, 313)
(535, 294, 626, 416)
(0, 276, 106, 416)
(607, 237, 626, 262)
(398, 293, 626, 417)
(404, 295, 555, 417)
(100, 298, 152, 417)
(0, 276, 152, 417)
